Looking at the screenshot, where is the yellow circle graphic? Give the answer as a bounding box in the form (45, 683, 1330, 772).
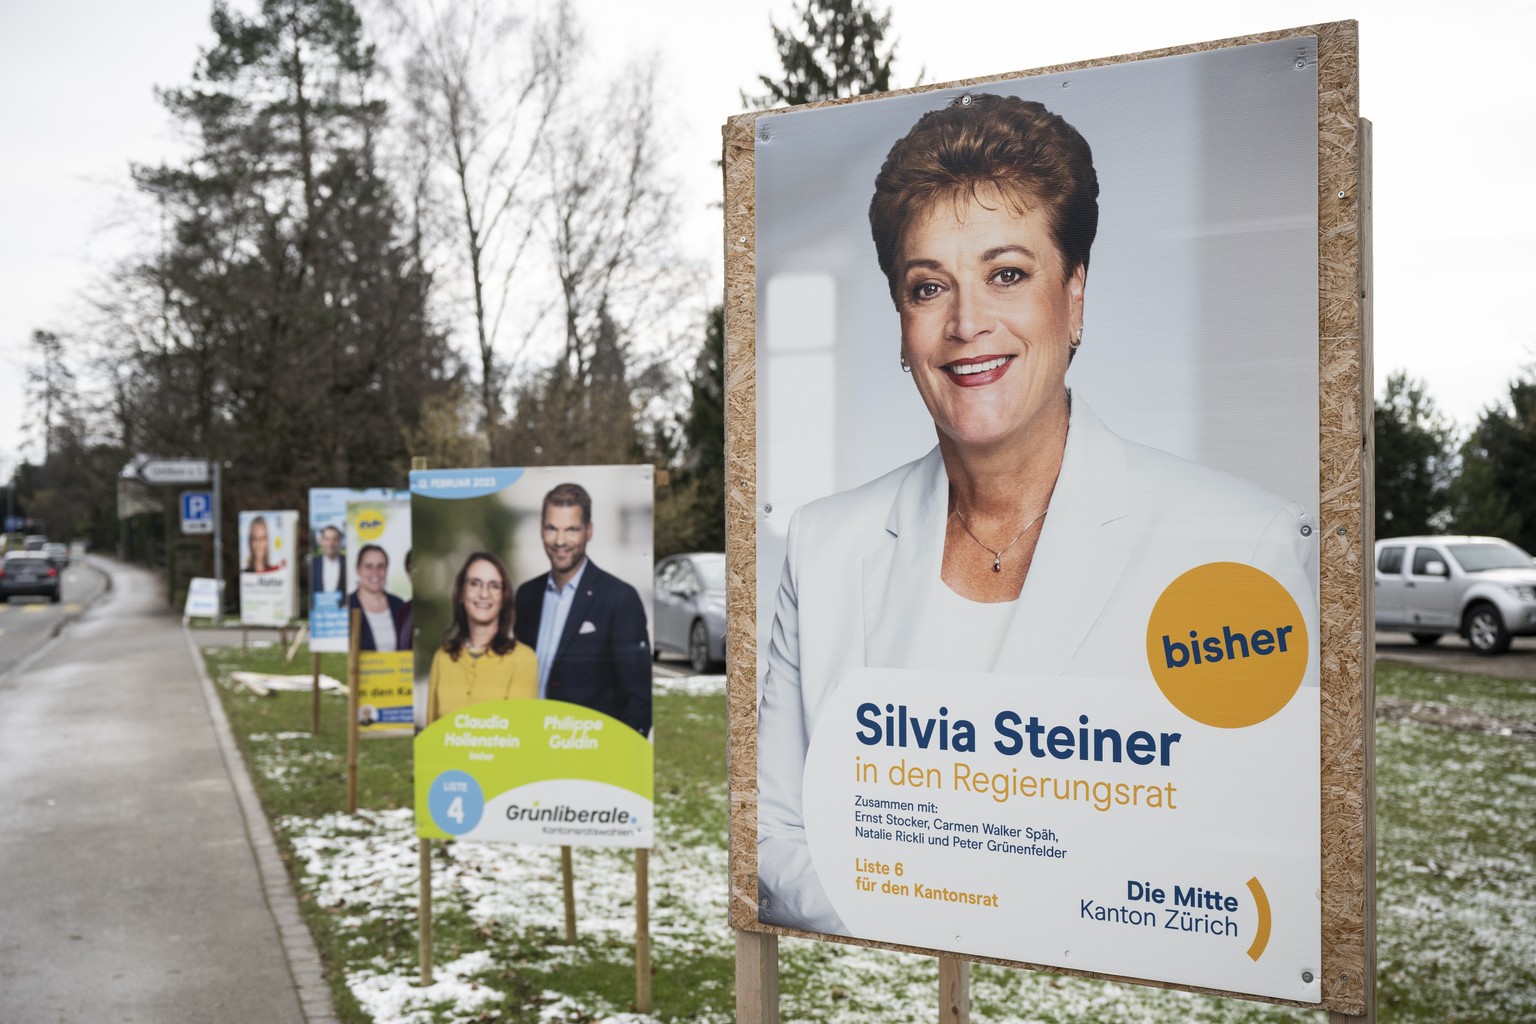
(1145, 562, 1307, 729)
(353, 508, 387, 542)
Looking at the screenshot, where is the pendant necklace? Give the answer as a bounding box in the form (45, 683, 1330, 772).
(951, 504, 1048, 573)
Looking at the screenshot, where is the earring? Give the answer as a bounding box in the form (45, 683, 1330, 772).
(1070, 328, 1083, 350)
(900, 355, 912, 372)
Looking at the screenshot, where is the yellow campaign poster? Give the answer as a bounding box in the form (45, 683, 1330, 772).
(346, 498, 413, 737)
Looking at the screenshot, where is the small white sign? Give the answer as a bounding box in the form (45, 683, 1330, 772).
(184, 577, 222, 620)
(142, 459, 211, 485)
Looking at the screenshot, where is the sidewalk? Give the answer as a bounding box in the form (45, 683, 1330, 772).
(0, 559, 331, 1023)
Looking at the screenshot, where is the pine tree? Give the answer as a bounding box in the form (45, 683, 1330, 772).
(123, 0, 452, 553)
(743, 0, 904, 109)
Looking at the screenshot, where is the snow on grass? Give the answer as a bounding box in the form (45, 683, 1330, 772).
(260, 676, 1535, 1023)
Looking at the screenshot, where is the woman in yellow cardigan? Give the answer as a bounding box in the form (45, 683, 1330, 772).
(427, 551, 538, 722)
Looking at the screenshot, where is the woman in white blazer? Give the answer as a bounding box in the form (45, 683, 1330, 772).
(756, 94, 1319, 935)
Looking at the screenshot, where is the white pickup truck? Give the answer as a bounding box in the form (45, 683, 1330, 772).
(1375, 535, 1536, 654)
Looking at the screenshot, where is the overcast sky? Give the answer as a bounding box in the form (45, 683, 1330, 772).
(2, 0, 1532, 479)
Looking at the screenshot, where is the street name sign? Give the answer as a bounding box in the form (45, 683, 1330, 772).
(141, 459, 211, 485)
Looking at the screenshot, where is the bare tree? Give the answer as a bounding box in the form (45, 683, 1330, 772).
(384, 0, 576, 460)
(543, 57, 690, 384)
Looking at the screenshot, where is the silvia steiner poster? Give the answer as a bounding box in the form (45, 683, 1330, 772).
(750, 33, 1328, 1005)
(410, 466, 655, 848)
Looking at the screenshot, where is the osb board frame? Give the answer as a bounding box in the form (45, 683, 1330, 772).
(723, 21, 1369, 1015)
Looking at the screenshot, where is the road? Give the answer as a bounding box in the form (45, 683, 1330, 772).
(0, 558, 315, 1023)
(1374, 629, 1536, 681)
(0, 559, 110, 675)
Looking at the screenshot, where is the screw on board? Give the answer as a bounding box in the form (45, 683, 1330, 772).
(1302, 970, 1315, 984)
(1300, 524, 1313, 537)
(1338, 190, 1347, 199)
(764, 504, 773, 515)
(759, 124, 771, 141)
(1337, 526, 1348, 536)
(959, 94, 972, 106)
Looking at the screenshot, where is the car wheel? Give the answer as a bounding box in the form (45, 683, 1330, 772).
(689, 620, 713, 674)
(1410, 632, 1441, 647)
(1463, 603, 1511, 655)
(50, 591, 61, 604)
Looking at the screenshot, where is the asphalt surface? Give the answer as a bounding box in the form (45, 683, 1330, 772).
(0, 558, 314, 1023)
(1375, 629, 1536, 681)
(0, 559, 110, 676)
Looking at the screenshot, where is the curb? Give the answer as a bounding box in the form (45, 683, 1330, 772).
(184, 627, 342, 1024)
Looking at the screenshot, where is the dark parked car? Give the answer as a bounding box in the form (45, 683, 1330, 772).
(0, 553, 62, 603)
(653, 553, 726, 673)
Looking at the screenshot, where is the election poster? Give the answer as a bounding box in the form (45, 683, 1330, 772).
(345, 496, 414, 737)
(410, 466, 655, 848)
(238, 510, 298, 627)
(307, 487, 407, 653)
(732, 23, 1369, 1012)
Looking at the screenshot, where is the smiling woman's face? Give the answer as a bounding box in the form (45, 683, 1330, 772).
(461, 558, 504, 629)
(358, 550, 388, 594)
(897, 186, 1084, 453)
(249, 521, 269, 563)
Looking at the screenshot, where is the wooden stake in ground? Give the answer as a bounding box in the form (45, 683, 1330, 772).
(310, 651, 322, 734)
(735, 931, 778, 1023)
(409, 455, 437, 989)
(938, 957, 970, 1023)
(346, 607, 360, 814)
(561, 846, 577, 943)
(635, 849, 651, 1012)
(419, 838, 434, 985)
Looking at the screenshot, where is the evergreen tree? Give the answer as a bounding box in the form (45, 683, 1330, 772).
(743, 0, 904, 109)
(1374, 372, 1456, 537)
(121, 0, 452, 575)
(1451, 370, 1536, 551)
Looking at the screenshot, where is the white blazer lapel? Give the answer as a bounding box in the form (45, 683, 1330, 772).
(998, 399, 1136, 675)
(863, 447, 947, 669)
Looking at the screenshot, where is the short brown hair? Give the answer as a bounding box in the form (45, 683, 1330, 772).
(869, 93, 1099, 300)
(542, 482, 592, 525)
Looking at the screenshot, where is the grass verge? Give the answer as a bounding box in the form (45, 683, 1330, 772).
(202, 642, 1536, 1023)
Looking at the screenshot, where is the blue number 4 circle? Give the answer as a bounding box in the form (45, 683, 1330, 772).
(429, 770, 485, 835)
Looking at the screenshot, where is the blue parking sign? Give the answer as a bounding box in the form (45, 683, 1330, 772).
(181, 490, 214, 535)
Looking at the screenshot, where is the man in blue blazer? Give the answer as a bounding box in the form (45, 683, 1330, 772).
(514, 483, 652, 737)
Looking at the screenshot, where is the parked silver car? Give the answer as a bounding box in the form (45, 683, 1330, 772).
(653, 553, 727, 673)
(1375, 535, 1536, 654)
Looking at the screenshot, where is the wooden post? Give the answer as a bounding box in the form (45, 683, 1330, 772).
(560, 846, 577, 943)
(310, 651, 322, 735)
(419, 838, 435, 985)
(284, 621, 306, 664)
(346, 607, 361, 814)
(635, 849, 651, 1012)
(410, 454, 434, 989)
(1330, 115, 1378, 1024)
(735, 931, 778, 1023)
(938, 957, 970, 1024)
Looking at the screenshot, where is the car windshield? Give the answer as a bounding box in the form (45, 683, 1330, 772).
(693, 556, 726, 590)
(1447, 542, 1535, 573)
